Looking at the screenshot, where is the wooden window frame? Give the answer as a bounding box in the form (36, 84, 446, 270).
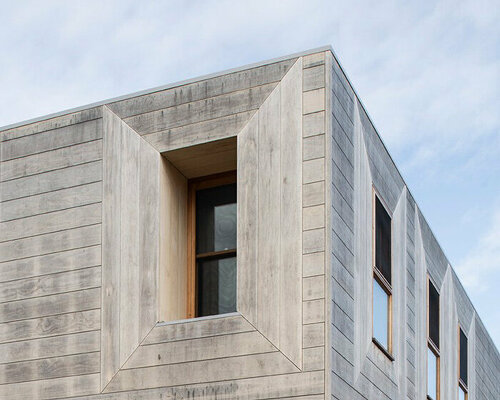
(371, 187, 394, 359)
(186, 170, 237, 319)
(458, 325, 469, 399)
(427, 276, 441, 400)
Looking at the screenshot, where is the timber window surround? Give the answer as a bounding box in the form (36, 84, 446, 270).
(459, 326, 468, 399)
(427, 278, 440, 400)
(187, 171, 237, 319)
(372, 189, 393, 359)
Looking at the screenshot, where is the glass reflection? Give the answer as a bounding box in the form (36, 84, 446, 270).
(218, 257, 237, 313)
(458, 387, 466, 400)
(427, 347, 437, 400)
(373, 278, 389, 349)
(195, 181, 237, 318)
(197, 257, 236, 317)
(196, 183, 237, 254)
(214, 203, 236, 251)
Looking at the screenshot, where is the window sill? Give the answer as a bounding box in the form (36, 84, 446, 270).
(157, 311, 241, 326)
(372, 337, 394, 361)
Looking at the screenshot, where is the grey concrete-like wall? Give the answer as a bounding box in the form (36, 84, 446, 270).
(326, 50, 500, 400)
(0, 108, 104, 397)
(0, 47, 497, 399)
(0, 49, 330, 399)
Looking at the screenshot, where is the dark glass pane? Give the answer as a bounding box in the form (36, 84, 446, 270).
(196, 183, 236, 254)
(429, 281, 440, 348)
(460, 328, 468, 385)
(427, 347, 438, 399)
(375, 197, 391, 284)
(217, 257, 237, 314)
(197, 257, 236, 317)
(214, 203, 236, 251)
(373, 278, 389, 349)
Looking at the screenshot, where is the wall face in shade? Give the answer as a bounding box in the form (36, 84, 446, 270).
(0, 47, 497, 400)
(326, 51, 500, 400)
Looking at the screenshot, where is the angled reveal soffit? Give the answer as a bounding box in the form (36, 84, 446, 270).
(107, 58, 298, 154)
(101, 58, 304, 393)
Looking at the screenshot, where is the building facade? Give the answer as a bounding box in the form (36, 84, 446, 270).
(0, 46, 498, 399)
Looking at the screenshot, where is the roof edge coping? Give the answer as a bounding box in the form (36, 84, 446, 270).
(0, 45, 333, 132)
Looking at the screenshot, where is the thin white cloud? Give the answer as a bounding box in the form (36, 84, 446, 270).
(457, 205, 500, 292)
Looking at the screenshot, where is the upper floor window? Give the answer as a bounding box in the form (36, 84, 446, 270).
(428, 279, 440, 348)
(187, 172, 237, 318)
(375, 196, 392, 285)
(427, 278, 440, 400)
(372, 191, 393, 358)
(459, 327, 468, 398)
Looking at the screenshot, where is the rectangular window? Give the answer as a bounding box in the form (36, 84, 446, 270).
(373, 277, 389, 349)
(427, 347, 438, 400)
(459, 327, 468, 396)
(428, 279, 440, 348)
(372, 191, 393, 358)
(375, 196, 392, 284)
(187, 172, 237, 318)
(427, 278, 440, 400)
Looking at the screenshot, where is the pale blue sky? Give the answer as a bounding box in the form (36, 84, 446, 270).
(1, 0, 498, 347)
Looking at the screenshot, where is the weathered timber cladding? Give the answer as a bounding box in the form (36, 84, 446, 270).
(326, 49, 499, 400)
(0, 109, 102, 398)
(0, 47, 497, 399)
